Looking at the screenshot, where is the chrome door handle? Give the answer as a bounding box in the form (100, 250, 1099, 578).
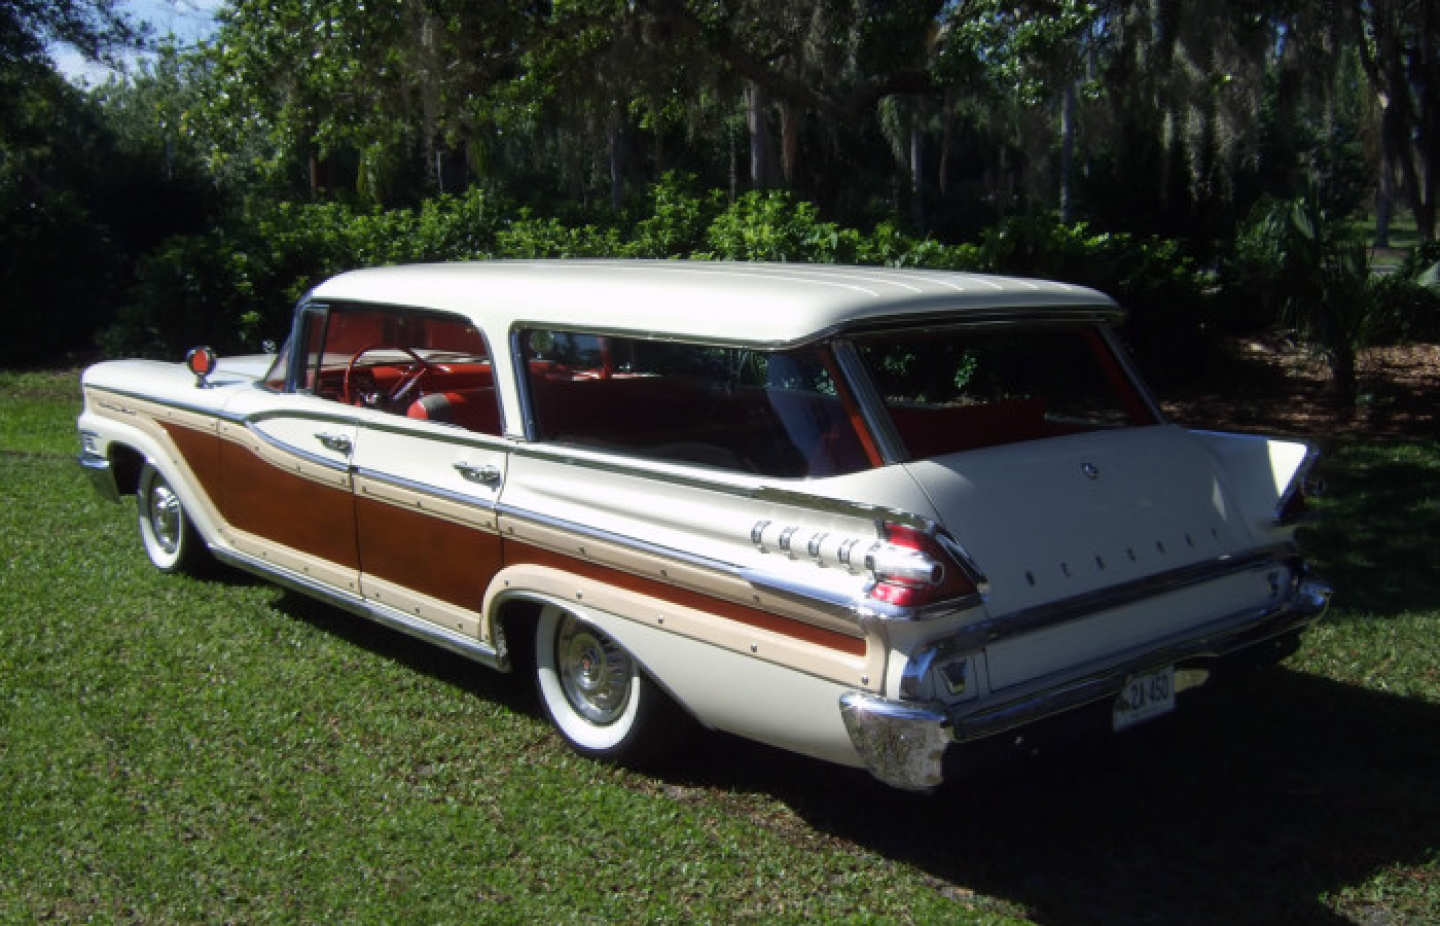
(453, 461, 502, 486)
(315, 432, 352, 455)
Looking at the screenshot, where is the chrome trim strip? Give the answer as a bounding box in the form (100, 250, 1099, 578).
(85, 384, 236, 422)
(243, 421, 352, 474)
(500, 503, 977, 625)
(245, 408, 361, 429)
(211, 546, 505, 670)
(831, 338, 907, 465)
(506, 440, 939, 531)
(498, 503, 751, 581)
(952, 545, 1296, 649)
(353, 466, 499, 512)
(345, 412, 513, 451)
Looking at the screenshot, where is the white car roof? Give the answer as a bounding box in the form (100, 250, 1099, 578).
(308, 260, 1119, 346)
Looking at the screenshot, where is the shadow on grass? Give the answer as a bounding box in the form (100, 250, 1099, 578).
(1300, 440, 1440, 616)
(259, 581, 1438, 923)
(668, 669, 1439, 924)
(263, 587, 541, 712)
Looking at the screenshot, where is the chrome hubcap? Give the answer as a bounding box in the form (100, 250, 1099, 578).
(556, 617, 633, 724)
(148, 483, 181, 554)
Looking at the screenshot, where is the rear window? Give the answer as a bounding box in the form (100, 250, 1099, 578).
(519, 330, 877, 478)
(855, 325, 1155, 459)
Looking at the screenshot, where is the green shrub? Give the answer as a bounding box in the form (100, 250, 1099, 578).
(704, 190, 857, 263)
(101, 187, 1211, 374)
(624, 173, 723, 258)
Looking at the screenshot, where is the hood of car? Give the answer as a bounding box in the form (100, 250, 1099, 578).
(903, 425, 1257, 616)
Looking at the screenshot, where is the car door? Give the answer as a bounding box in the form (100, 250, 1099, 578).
(339, 308, 509, 642)
(349, 415, 507, 640)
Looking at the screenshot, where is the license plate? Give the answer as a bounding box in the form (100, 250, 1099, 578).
(1113, 665, 1176, 731)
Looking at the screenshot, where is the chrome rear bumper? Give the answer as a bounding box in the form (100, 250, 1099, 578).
(840, 575, 1332, 791)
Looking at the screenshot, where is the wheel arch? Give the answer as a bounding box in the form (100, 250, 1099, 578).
(482, 580, 699, 724)
(479, 563, 868, 770)
(108, 442, 146, 496)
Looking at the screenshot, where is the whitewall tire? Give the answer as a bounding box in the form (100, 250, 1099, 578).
(534, 604, 665, 761)
(136, 463, 207, 574)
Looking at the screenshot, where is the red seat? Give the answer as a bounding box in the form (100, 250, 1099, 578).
(407, 388, 502, 435)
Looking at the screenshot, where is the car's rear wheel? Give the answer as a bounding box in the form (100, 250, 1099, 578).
(534, 604, 667, 762)
(136, 463, 208, 574)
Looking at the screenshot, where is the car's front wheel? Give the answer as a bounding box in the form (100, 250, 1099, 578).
(136, 462, 208, 574)
(534, 604, 669, 763)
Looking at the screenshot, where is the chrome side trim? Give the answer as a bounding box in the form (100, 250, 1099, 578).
(353, 466, 500, 512)
(244, 421, 352, 474)
(504, 441, 944, 531)
(85, 384, 239, 422)
(501, 503, 981, 625)
(211, 546, 506, 670)
(246, 408, 362, 429)
(951, 545, 1296, 649)
(497, 503, 746, 579)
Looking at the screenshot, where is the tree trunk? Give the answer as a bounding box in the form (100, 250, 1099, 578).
(608, 112, 627, 211)
(1330, 344, 1358, 414)
(938, 89, 953, 198)
(1375, 149, 1393, 249)
(745, 82, 780, 189)
(909, 112, 924, 230)
(1059, 81, 1077, 223)
(780, 99, 800, 186)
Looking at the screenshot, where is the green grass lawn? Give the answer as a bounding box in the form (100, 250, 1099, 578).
(2, 370, 1436, 923)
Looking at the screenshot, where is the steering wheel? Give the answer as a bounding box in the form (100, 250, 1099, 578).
(342, 344, 432, 408)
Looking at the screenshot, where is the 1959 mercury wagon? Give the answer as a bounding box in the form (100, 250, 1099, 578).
(77, 260, 1331, 790)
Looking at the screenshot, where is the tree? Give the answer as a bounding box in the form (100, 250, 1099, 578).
(0, 0, 138, 67)
(1352, 0, 1439, 240)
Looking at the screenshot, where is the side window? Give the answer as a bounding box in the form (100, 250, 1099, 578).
(301, 304, 502, 437)
(855, 325, 1156, 458)
(519, 329, 873, 478)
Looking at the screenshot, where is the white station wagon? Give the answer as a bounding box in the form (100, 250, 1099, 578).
(77, 260, 1331, 790)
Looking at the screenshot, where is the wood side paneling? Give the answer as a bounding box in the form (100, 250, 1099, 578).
(355, 495, 502, 610)
(159, 420, 223, 503)
(218, 440, 360, 568)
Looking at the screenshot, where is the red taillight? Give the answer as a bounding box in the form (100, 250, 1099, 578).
(865, 522, 978, 609)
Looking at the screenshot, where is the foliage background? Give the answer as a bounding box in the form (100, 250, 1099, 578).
(7, 0, 1440, 391)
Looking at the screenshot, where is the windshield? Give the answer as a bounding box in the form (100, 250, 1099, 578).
(854, 324, 1156, 459)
